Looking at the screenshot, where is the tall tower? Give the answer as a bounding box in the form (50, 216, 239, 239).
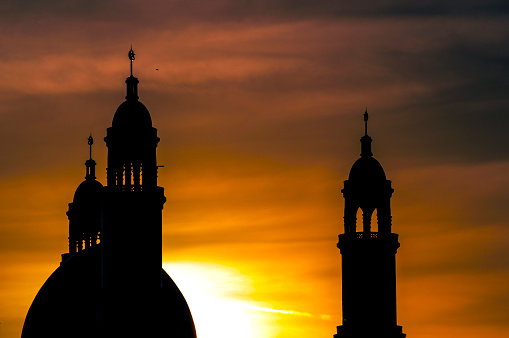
(101, 48, 166, 335)
(335, 112, 405, 338)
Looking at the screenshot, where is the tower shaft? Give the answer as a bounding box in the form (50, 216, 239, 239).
(336, 234, 404, 338)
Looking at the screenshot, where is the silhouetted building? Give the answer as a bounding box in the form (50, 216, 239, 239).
(22, 49, 196, 338)
(334, 112, 405, 338)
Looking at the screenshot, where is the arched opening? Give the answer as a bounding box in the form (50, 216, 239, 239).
(119, 161, 143, 191)
(371, 208, 378, 233)
(356, 208, 362, 233)
(355, 207, 379, 235)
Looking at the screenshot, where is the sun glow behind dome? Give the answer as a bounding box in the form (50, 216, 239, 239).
(163, 261, 281, 338)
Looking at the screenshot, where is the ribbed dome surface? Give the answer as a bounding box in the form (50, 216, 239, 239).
(21, 245, 196, 338)
(112, 100, 152, 129)
(348, 156, 386, 182)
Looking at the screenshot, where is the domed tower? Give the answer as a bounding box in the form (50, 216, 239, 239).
(100, 48, 171, 336)
(102, 50, 163, 282)
(22, 50, 196, 338)
(62, 136, 103, 263)
(334, 112, 405, 338)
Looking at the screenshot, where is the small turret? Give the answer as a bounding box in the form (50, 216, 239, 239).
(62, 136, 103, 263)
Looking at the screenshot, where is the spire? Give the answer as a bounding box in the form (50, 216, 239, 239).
(364, 108, 368, 136)
(85, 135, 96, 180)
(129, 45, 135, 77)
(88, 134, 93, 160)
(360, 109, 373, 157)
(126, 46, 139, 101)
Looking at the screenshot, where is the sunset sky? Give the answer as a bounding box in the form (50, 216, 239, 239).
(1, 1, 509, 337)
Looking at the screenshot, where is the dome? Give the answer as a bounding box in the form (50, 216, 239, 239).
(73, 178, 103, 204)
(348, 156, 387, 182)
(112, 100, 152, 129)
(22, 245, 196, 338)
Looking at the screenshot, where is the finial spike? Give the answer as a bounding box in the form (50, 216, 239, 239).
(364, 108, 368, 136)
(85, 134, 96, 180)
(128, 46, 135, 76)
(360, 109, 373, 157)
(88, 134, 94, 160)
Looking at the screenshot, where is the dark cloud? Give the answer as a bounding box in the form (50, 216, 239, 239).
(2, 0, 509, 25)
(0, 0, 113, 18)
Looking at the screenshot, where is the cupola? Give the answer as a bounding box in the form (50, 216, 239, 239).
(341, 111, 394, 235)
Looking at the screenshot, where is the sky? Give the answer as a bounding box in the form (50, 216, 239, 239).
(0, 1, 509, 337)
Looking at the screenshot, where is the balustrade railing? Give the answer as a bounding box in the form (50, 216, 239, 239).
(355, 232, 379, 239)
(339, 232, 399, 241)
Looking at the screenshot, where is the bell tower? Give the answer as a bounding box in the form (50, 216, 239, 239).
(335, 111, 405, 338)
(101, 48, 166, 336)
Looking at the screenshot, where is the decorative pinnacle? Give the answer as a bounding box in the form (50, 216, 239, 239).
(125, 48, 139, 100)
(364, 108, 368, 136)
(360, 109, 372, 157)
(88, 134, 93, 160)
(128, 46, 135, 76)
(85, 134, 96, 180)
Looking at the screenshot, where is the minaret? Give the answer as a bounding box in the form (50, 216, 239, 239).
(63, 135, 103, 263)
(335, 111, 405, 338)
(101, 48, 166, 336)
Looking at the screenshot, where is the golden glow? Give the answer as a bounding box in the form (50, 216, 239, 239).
(163, 261, 281, 338)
